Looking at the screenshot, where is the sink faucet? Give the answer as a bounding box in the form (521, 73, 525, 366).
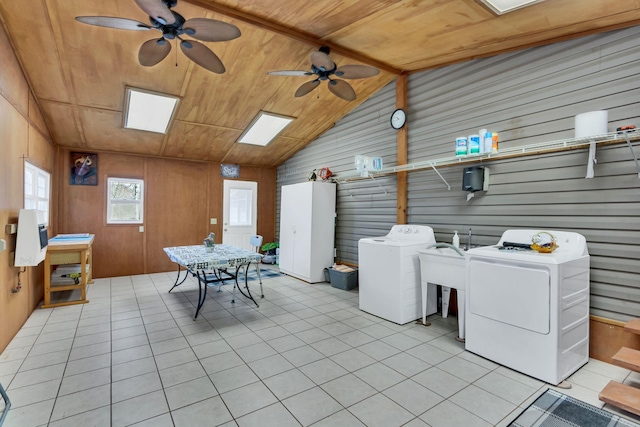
(468, 227, 472, 249)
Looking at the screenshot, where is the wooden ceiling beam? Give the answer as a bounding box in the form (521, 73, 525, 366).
(181, 0, 403, 76)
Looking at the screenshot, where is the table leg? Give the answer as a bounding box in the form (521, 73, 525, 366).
(233, 264, 259, 308)
(194, 271, 209, 320)
(421, 280, 431, 326)
(441, 286, 451, 319)
(168, 264, 189, 293)
(44, 253, 52, 308)
(457, 290, 466, 342)
(0, 381, 11, 426)
(80, 248, 88, 303)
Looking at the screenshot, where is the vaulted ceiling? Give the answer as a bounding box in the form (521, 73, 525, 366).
(1, 0, 638, 167)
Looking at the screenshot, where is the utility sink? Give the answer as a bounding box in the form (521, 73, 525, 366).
(418, 245, 467, 341)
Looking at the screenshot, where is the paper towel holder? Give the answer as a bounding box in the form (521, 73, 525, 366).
(462, 166, 490, 193)
(575, 110, 608, 179)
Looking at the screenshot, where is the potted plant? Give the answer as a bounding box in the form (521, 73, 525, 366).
(203, 232, 216, 252)
(261, 241, 279, 264)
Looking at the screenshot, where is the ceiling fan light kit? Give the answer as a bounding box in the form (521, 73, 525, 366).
(75, 0, 240, 74)
(269, 46, 380, 101)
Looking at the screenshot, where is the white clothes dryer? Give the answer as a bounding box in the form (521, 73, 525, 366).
(465, 229, 590, 385)
(358, 225, 437, 324)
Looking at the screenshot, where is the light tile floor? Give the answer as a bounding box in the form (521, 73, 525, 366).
(1, 267, 639, 427)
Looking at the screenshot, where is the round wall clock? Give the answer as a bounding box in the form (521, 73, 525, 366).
(390, 108, 407, 130)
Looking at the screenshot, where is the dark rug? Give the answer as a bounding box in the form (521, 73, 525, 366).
(241, 268, 282, 281)
(510, 389, 640, 427)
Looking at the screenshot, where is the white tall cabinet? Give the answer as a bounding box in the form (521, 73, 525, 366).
(279, 181, 336, 283)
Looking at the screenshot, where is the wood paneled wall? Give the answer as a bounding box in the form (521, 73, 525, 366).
(0, 23, 56, 351)
(0, 16, 275, 351)
(58, 150, 277, 278)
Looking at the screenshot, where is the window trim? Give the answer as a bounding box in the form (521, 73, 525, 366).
(106, 177, 145, 225)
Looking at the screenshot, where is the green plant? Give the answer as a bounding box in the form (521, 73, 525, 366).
(261, 242, 279, 254)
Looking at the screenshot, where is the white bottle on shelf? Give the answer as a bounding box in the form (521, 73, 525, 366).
(452, 231, 460, 249)
(478, 129, 487, 153)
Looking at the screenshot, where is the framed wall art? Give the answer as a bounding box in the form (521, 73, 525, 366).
(70, 152, 98, 185)
(221, 164, 240, 178)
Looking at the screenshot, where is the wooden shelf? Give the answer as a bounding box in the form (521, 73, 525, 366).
(43, 235, 94, 309)
(600, 381, 640, 417)
(612, 347, 640, 372)
(625, 318, 640, 336)
(335, 131, 640, 183)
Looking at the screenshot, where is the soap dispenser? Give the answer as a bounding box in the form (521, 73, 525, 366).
(452, 231, 460, 249)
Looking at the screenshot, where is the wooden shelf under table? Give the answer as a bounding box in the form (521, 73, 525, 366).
(43, 235, 94, 309)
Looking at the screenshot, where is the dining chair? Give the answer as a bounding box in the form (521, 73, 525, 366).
(250, 235, 264, 298)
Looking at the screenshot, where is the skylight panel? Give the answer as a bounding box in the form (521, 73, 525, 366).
(123, 87, 179, 134)
(238, 112, 294, 146)
(480, 0, 545, 14)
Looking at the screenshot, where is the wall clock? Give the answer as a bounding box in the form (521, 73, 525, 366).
(220, 164, 240, 178)
(390, 108, 407, 129)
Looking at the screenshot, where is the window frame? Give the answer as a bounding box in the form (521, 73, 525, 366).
(24, 161, 50, 225)
(106, 177, 145, 225)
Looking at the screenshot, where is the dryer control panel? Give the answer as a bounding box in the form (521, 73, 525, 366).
(387, 225, 435, 242)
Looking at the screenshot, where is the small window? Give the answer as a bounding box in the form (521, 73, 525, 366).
(24, 161, 50, 225)
(107, 177, 144, 224)
(229, 188, 252, 226)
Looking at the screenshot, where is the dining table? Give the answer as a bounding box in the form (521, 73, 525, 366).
(163, 244, 263, 319)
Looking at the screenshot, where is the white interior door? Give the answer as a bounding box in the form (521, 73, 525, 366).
(223, 180, 257, 250)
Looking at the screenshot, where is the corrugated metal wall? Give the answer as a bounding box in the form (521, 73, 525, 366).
(277, 26, 640, 321)
(276, 82, 398, 264)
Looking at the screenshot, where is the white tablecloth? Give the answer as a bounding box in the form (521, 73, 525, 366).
(163, 244, 262, 271)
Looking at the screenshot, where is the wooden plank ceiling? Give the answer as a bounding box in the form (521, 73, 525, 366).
(0, 0, 638, 167)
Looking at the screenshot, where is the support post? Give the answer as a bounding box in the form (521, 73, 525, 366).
(396, 74, 408, 225)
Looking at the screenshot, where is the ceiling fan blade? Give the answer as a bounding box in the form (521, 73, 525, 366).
(310, 51, 334, 71)
(329, 79, 356, 101)
(335, 64, 380, 79)
(295, 80, 320, 97)
(180, 40, 225, 74)
(183, 18, 241, 42)
(134, 0, 175, 25)
(75, 16, 150, 31)
(268, 70, 312, 76)
(139, 38, 171, 66)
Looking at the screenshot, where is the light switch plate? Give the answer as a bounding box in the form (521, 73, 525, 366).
(139, 226, 144, 232)
(0, 239, 5, 252)
(210, 218, 217, 225)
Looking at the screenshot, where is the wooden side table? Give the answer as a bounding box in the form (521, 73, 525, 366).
(43, 235, 94, 309)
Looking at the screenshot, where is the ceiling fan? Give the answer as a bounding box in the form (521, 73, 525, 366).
(75, 0, 240, 74)
(268, 46, 380, 101)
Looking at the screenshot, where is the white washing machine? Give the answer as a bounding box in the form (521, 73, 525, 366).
(358, 225, 437, 324)
(465, 229, 590, 385)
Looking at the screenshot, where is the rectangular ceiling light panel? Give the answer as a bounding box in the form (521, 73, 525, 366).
(480, 0, 544, 14)
(238, 112, 294, 146)
(124, 87, 180, 134)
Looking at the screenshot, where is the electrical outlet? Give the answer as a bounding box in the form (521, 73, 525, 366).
(0, 239, 5, 252)
(5, 224, 17, 234)
(139, 226, 144, 232)
(210, 218, 217, 225)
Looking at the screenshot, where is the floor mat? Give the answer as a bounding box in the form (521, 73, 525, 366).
(510, 388, 640, 427)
